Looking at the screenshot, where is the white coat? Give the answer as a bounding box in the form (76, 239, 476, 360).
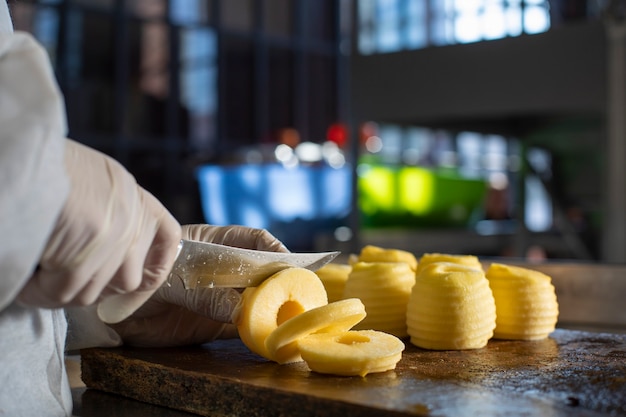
(0, 3, 120, 415)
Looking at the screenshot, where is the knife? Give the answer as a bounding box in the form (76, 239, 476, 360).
(97, 240, 340, 324)
(169, 239, 340, 289)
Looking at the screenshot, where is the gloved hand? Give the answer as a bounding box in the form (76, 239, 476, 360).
(18, 140, 181, 319)
(109, 224, 289, 347)
(182, 223, 288, 253)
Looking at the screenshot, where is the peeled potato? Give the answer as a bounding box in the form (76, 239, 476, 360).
(265, 298, 366, 364)
(236, 267, 328, 361)
(357, 245, 418, 271)
(315, 263, 352, 302)
(486, 263, 559, 340)
(406, 262, 496, 350)
(343, 261, 415, 337)
(416, 253, 483, 275)
(298, 330, 405, 377)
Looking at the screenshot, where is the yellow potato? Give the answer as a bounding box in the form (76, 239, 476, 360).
(406, 262, 496, 350)
(297, 330, 405, 377)
(315, 263, 352, 302)
(416, 253, 483, 275)
(265, 298, 366, 364)
(486, 263, 559, 340)
(343, 261, 415, 337)
(357, 245, 418, 271)
(236, 267, 328, 361)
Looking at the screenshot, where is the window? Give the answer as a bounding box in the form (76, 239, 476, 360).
(358, 0, 551, 54)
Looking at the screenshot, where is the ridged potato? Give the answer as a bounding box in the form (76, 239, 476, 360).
(486, 263, 559, 340)
(407, 262, 496, 350)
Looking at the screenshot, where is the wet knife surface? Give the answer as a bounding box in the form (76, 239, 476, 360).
(169, 239, 340, 289)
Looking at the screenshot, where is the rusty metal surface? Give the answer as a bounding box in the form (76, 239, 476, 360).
(80, 329, 626, 417)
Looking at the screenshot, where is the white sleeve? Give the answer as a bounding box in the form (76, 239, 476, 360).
(0, 31, 70, 311)
(0, 30, 124, 349)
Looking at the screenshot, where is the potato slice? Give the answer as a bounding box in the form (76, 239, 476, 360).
(236, 267, 328, 361)
(298, 330, 405, 377)
(486, 263, 559, 340)
(265, 298, 366, 364)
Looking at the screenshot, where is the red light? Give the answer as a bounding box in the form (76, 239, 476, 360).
(327, 123, 348, 147)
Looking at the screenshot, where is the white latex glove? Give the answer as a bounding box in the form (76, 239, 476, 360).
(182, 223, 289, 253)
(108, 224, 289, 347)
(18, 140, 181, 321)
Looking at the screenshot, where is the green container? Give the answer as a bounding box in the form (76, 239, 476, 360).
(358, 163, 487, 228)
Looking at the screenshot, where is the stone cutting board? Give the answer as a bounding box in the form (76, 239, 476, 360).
(80, 329, 626, 417)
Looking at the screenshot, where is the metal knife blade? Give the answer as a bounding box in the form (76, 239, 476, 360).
(169, 239, 340, 289)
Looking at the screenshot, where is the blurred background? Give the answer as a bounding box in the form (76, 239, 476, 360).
(9, 0, 626, 262)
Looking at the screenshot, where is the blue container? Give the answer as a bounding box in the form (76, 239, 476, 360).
(196, 163, 353, 250)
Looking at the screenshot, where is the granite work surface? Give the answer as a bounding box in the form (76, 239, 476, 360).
(80, 329, 626, 417)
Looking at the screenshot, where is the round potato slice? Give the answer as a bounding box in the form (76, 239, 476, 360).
(298, 330, 405, 377)
(236, 267, 328, 361)
(265, 298, 366, 364)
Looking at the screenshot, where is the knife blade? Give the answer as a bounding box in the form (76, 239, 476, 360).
(169, 239, 340, 290)
(98, 240, 339, 324)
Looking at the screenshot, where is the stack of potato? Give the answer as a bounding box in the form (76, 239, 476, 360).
(316, 247, 559, 350)
(235, 244, 559, 378)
